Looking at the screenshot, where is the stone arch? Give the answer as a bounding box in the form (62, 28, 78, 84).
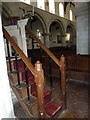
(26, 12, 47, 49)
(67, 23, 75, 33)
(27, 11, 47, 33)
(48, 18, 65, 34)
(35, 12, 47, 33)
(65, 3, 75, 21)
(66, 23, 76, 46)
(48, 19, 65, 47)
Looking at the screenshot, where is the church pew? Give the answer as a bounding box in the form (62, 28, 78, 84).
(66, 54, 90, 84)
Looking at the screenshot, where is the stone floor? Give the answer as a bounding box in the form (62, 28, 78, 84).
(59, 80, 88, 118)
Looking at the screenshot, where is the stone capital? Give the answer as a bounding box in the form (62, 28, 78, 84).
(17, 18, 29, 28)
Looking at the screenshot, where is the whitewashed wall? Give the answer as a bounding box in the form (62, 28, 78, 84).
(0, 12, 15, 119)
(4, 25, 22, 56)
(3, 2, 76, 50)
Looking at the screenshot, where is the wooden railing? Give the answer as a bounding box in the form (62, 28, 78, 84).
(26, 27, 61, 67)
(3, 27, 35, 75)
(26, 27, 66, 96)
(3, 27, 66, 118)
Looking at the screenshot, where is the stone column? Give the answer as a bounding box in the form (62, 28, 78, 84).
(44, 28, 51, 48)
(75, 2, 89, 54)
(45, 34, 50, 48)
(62, 34, 67, 47)
(17, 18, 28, 56)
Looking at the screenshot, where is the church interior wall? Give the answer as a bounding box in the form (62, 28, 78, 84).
(2, 2, 76, 56)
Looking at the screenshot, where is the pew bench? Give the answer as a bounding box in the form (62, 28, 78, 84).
(66, 55, 90, 84)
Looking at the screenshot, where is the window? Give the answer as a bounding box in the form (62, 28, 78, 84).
(66, 33, 70, 42)
(59, 3, 64, 17)
(37, 0, 45, 10)
(37, 29, 41, 39)
(69, 10, 73, 21)
(36, 29, 42, 47)
(49, 0, 55, 14)
(20, 0, 30, 4)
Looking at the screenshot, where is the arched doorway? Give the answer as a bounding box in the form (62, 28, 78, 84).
(49, 21, 64, 47)
(26, 15, 46, 49)
(66, 24, 75, 46)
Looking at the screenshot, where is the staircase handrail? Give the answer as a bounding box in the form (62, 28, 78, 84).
(3, 27, 66, 118)
(26, 27, 66, 101)
(3, 27, 35, 75)
(26, 27, 61, 67)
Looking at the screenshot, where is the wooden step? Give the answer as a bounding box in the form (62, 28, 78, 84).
(45, 101, 62, 117)
(9, 70, 21, 85)
(44, 89, 52, 105)
(10, 82, 34, 118)
(10, 61, 63, 118)
(7, 60, 15, 72)
(23, 96, 38, 117)
(29, 77, 62, 117)
(29, 80, 52, 105)
(15, 82, 29, 99)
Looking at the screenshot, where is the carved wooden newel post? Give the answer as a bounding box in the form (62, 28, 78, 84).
(35, 61, 45, 118)
(60, 55, 66, 109)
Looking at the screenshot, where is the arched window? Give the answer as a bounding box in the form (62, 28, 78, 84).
(59, 3, 64, 17)
(20, 0, 30, 4)
(69, 10, 73, 21)
(49, 0, 55, 14)
(37, 0, 45, 10)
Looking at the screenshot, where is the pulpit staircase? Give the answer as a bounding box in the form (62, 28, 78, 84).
(3, 26, 66, 118)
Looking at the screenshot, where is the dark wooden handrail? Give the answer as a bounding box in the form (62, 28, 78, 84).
(3, 27, 35, 75)
(26, 27, 61, 67)
(26, 27, 66, 110)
